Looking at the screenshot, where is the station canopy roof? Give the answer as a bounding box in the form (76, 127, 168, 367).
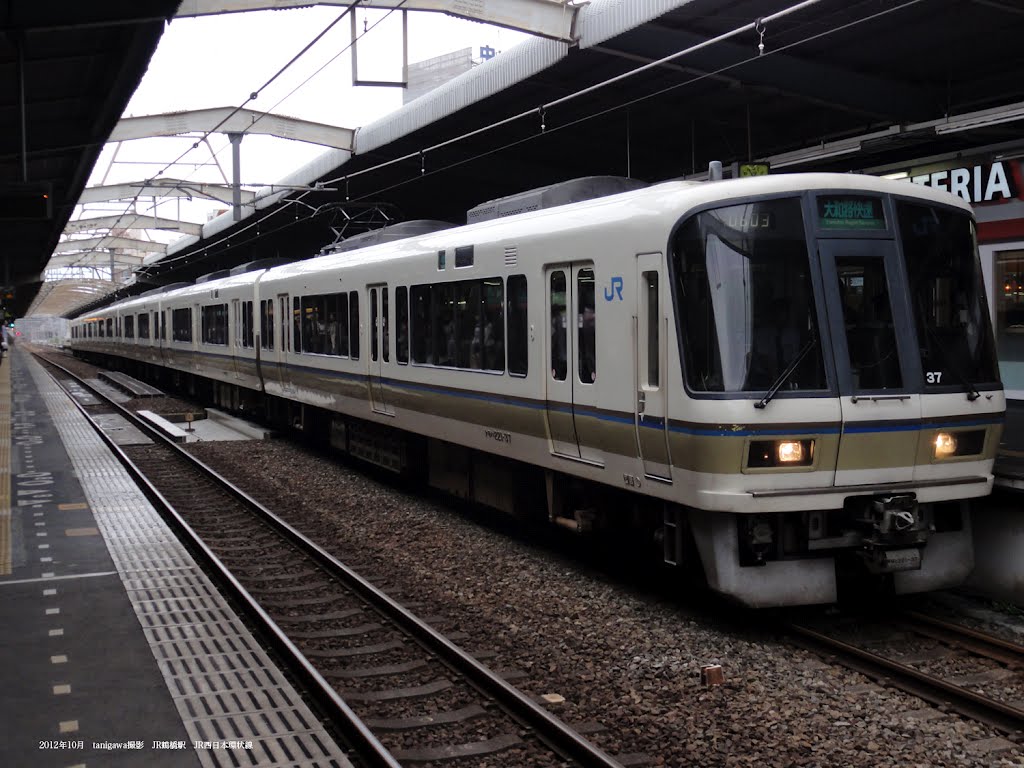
(0, 1, 181, 319)
(14, 0, 1024, 319)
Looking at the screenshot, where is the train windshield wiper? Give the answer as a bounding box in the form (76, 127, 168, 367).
(922, 323, 981, 401)
(755, 331, 819, 409)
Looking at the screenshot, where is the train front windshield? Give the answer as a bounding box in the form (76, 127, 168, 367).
(897, 202, 999, 390)
(671, 193, 1000, 399)
(673, 198, 827, 393)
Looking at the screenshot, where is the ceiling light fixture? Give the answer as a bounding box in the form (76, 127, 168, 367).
(933, 104, 1024, 135)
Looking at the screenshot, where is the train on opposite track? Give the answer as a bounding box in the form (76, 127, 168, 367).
(70, 171, 1005, 607)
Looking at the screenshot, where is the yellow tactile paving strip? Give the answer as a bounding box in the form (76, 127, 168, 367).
(0, 353, 11, 575)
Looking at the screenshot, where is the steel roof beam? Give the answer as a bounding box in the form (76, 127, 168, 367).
(79, 180, 256, 206)
(174, 0, 578, 42)
(56, 237, 168, 254)
(47, 253, 147, 268)
(64, 214, 203, 236)
(110, 108, 355, 150)
(611, 23, 932, 122)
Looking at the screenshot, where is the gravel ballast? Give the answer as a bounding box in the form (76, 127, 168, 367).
(185, 438, 1024, 768)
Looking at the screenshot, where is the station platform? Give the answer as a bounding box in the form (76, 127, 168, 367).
(0, 348, 352, 768)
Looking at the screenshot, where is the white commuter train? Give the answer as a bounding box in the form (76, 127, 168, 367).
(71, 173, 1005, 607)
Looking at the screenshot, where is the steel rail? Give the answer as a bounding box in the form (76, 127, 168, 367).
(787, 622, 1024, 738)
(36, 356, 402, 768)
(900, 610, 1024, 668)
(39, 354, 625, 768)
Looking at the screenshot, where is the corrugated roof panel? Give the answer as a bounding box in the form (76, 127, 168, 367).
(355, 35, 569, 155)
(576, 0, 697, 49)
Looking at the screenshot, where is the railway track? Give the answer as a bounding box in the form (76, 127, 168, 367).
(38, 355, 629, 768)
(787, 608, 1024, 739)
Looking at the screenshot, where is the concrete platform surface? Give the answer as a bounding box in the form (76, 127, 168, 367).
(0, 349, 353, 768)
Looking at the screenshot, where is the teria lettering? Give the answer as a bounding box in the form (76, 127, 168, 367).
(909, 160, 1014, 204)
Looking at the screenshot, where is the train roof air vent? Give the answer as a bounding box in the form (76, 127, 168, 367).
(195, 269, 231, 284)
(466, 176, 648, 224)
(158, 282, 192, 293)
(229, 258, 293, 277)
(324, 220, 456, 255)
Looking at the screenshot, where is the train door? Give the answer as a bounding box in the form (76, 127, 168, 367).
(818, 238, 922, 485)
(634, 253, 672, 481)
(544, 264, 602, 462)
(545, 267, 579, 457)
(367, 284, 393, 415)
(230, 298, 242, 381)
(275, 293, 293, 392)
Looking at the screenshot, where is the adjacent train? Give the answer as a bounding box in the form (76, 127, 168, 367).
(70, 173, 1005, 607)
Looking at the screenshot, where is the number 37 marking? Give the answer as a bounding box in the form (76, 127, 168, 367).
(926, 371, 943, 384)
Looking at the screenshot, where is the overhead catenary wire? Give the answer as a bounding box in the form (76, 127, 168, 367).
(137, 0, 923, 280)
(65, 1, 379, 274)
(321, 0, 827, 188)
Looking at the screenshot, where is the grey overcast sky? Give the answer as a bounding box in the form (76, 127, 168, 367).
(81, 7, 529, 232)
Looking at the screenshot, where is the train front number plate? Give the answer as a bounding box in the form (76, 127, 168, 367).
(876, 548, 921, 573)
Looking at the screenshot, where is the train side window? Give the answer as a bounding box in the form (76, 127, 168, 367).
(292, 297, 302, 353)
(481, 278, 504, 372)
(396, 286, 409, 364)
(241, 300, 254, 348)
(322, 294, 338, 355)
(411, 285, 430, 363)
(106, 318, 113, 337)
(279, 296, 289, 352)
(577, 268, 598, 385)
(172, 308, 192, 342)
(507, 275, 528, 376)
(435, 283, 456, 366)
(124, 315, 135, 339)
(349, 291, 360, 359)
(550, 271, 567, 381)
(201, 304, 228, 345)
(301, 295, 327, 355)
(382, 287, 389, 363)
(260, 299, 274, 350)
(578, 268, 596, 383)
(138, 312, 150, 340)
(337, 292, 349, 357)
(370, 289, 379, 362)
(642, 271, 659, 387)
(455, 280, 480, 368)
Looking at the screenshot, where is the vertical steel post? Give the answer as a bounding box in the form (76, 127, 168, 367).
(229, 133, 243, 222)
(17, 33, 28, 182)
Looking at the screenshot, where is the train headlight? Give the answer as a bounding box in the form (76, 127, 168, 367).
(747, 439, 814, 468)
(777, 441, 804, 463)
(930, 429, 985, 460)
(933, 432, 958, 458)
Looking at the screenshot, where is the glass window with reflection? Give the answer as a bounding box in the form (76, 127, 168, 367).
(577, 268, 596, 384)
(672, 198, 826, 393)
(507, 275, 528, 376)
(994, 249, 1024, 390)
(396, 286, 409, 364)
(260, 299, 274, 350)
(408, 278, 505, 372)
(898, 202, 1000, 390)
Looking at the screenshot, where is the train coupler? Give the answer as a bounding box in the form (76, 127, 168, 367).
(856, 494, 926, 574)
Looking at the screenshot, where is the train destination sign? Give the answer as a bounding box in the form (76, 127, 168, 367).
(817, 196, 886, 229)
